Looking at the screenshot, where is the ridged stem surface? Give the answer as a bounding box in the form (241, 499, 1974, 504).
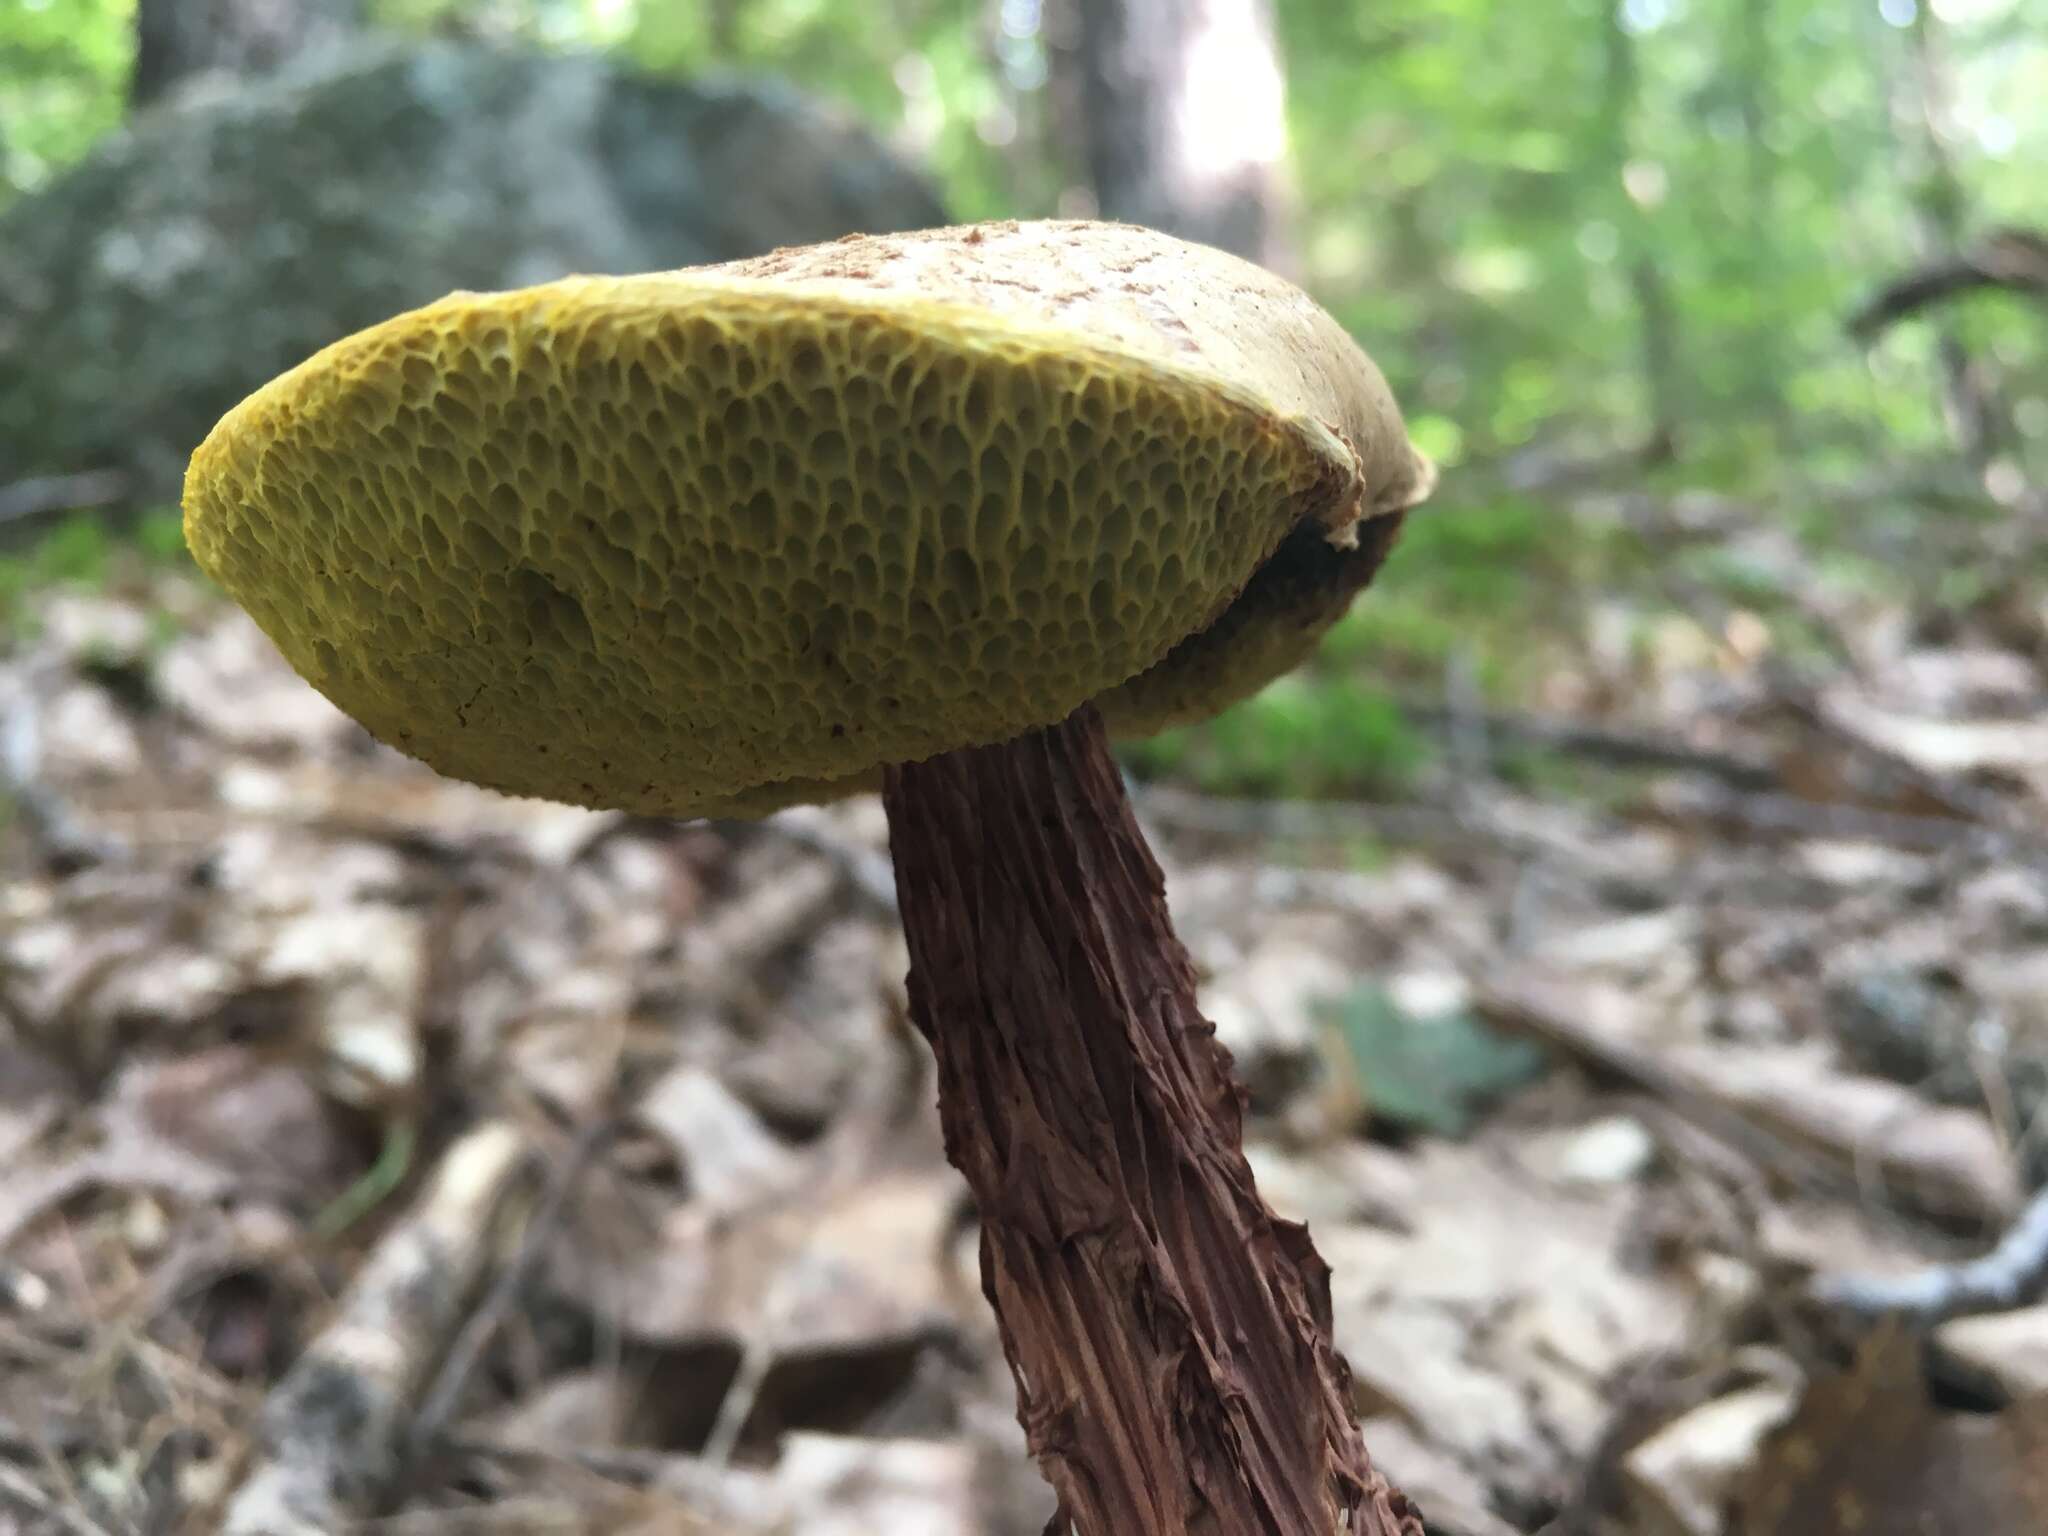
(883, 705, 1421, 1536)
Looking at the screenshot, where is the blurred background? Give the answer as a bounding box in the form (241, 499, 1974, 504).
(3, 3, 2048, 1535)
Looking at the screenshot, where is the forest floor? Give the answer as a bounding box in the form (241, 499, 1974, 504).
(3, 489, 2048, 1535)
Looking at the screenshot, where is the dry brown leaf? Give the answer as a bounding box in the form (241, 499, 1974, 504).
(1202, 918, 1352, 1094)
(1538, 907, 1700, 976)
(1357, 1416, 1521, 1536)
(258, 903, 425, 1107)
(1930, 1305, 2048, 1404)
(1662, 1040, 2022, 1225)
(38, 680, 143, 780)
(1734, 1329, 2048, 1535)
(1622, 1386, 1800, 1536)
(1821, 688, 2048, 785)
(1486, 970, 2021, 1227)
(1881, 647, 2040, 715)
(35, 592, 157, 665)
(722, 914, 909, 1138)
(159, 612, 360, 752)
(627, 1065, 807, 1213)
(480, 1368, 636, 1451)
(649, 1433, 978, 1535)
(121, 1045, 361, 1197)
(1319, 1136, 1696, 1504)
(210, 747, 618, 866)
(548, 1164, 962, 1356)
(0, 1047, 360, 1253)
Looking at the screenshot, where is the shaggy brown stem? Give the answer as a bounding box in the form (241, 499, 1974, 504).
(882, 706, 1420, 1536)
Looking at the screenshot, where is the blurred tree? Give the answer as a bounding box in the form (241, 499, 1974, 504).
(4, 0, 2044, 660)
(9, 0, 2043, 493)
(1851, 229, 2048, 340)
(131, 0, 366, 108)
(1047, 0, 1291, 265)
(0, 0, 131, 201)
(1895, 0, 2016, 491)
(1596, 0, 1679, 464)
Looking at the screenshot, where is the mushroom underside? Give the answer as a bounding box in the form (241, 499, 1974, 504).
(185, 273, 1422, 820)
(705, 507, 1408, 819)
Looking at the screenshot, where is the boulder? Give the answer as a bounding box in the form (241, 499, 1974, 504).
(0, 39, 946, 504)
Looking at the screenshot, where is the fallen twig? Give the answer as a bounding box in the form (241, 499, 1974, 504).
(1134, 780, 1621, 877)
(0, 470, 129, 530)
(0, 1460, 118, 1536)
(1476, 971, 1843, 1193)
(222, 1120, 537, 1536)
(1811, 1182, 2048, 1323)
(753, 804, 899, 914)
(1397, 697, 1781, 790)
(1643, 776, 2038, 862)
(1778, 679, 2031, 836)
(404, 1116, 616, 1469)
(701, 1337, 775, 1468)
(1478, 969, 2021, 1227)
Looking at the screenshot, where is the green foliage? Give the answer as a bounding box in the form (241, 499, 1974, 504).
(1330, 491, 1627, 701)
(1314, 981, 1548, 1138)
(1126, 676, 1429, 800)
(1277, 0, 2046, 492)
(133, 505, 187, 563)
(6, 0, 2046, 802)
(0, 508, 188, 634)
(0, 515, 117, 631)
(1126, 489, 1633, 798)
(371, 0, 1032, 222)
(10, 1, 2044, 482)
(0, 0, 132, 204)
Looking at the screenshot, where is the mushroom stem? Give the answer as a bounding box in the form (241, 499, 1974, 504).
(882, 706, 1421, 1536)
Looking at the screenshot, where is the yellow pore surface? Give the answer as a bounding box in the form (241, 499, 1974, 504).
(185, 222, 1430, 817)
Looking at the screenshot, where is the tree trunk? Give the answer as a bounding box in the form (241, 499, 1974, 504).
(1899, 3, 2016, 485)
(1733, 0, 1787, 427)
(1050, 0, 1293, 268)
(1599, 0, 1682, 460)
(883, 706, 1420, 1536)
(132, 0, 367, 110)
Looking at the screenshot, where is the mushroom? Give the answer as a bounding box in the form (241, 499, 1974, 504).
(184, 219, 1435, 1536)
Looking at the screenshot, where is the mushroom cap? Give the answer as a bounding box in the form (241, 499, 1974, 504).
(184, 220, 1433, 817)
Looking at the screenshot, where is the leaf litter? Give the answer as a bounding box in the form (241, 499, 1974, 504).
(2, 540, 2048, 1534)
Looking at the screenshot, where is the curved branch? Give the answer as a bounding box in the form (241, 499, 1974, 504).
(1848, 227, 2048, 341)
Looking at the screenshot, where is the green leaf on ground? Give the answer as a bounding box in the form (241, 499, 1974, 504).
(1315, 982, 1547, 1138)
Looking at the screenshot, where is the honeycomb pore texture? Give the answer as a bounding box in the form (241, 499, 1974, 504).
(184, 226, 1429, 816)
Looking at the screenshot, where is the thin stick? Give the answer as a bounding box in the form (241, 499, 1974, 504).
(404, 1117, 615, 1467)
(223, 1121, 535, 1536)
(1398, 696, 1780, 789)
(1812, 1183, 2048, 1322)
(0, 471, 128, 529)
(0, 1461, 119, 1536)
(700, 1338, 774, 1469)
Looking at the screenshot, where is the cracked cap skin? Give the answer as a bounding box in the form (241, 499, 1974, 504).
(183, 219, 1436, 818)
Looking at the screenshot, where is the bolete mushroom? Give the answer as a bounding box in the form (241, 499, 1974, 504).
(184, 219, 1435, 1536)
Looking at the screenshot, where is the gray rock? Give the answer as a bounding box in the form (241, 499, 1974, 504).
(0, 39, 946, 504)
